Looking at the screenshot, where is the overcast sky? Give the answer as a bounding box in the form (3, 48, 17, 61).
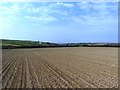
(0, 2, 118, 43)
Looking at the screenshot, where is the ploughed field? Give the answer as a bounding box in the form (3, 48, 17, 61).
(2, 47, 118, 88)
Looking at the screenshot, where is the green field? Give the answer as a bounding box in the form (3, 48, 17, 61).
(1, 39, 39, 47)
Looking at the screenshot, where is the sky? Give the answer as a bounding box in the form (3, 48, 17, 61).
(0, 2, 118, 43)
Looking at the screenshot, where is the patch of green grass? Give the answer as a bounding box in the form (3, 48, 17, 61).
(1, 39, 39, 47)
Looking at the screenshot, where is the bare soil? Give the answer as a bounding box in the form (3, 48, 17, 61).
(2, 47, 118, 88)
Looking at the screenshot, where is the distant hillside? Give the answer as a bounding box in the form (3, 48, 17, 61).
(1, 39, 58, 49)
(1, 39, 39, 46)
(0, 39, 119, 49)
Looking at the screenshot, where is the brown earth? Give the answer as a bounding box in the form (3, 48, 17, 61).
(2, 47, 118, 88)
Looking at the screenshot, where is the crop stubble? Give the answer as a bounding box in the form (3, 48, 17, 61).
(2, 47, 118, 88)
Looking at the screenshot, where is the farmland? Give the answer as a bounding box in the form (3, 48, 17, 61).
(1, 39, 119, 49)
(2, 47, 118, 88)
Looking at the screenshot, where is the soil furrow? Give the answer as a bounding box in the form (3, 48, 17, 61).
(3, 56, 19, 88)
(25, 56, 32, 88)
(2, 47, 118, 88)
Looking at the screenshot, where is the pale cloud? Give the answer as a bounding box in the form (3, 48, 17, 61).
(71, 14, 117, 26)
(77, 2, 90, 10)
(0, 2, 117, 26)
(0, 3, 22, 16)
(27, 7, 42, 13)
(51, 10, 68, 15)
(25, 15, 58, 23)
(0, 2, 72, 25)
(73, 2, 117, 26)
(56, 2, 75, 8)
(77, 2, 117, 14)
(0, 2, 117, 25)
(0, 2, 60, 24)
(26, 6, 50, 14)
(26, 3, 69, 16)
(62, 3, 75, 8)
